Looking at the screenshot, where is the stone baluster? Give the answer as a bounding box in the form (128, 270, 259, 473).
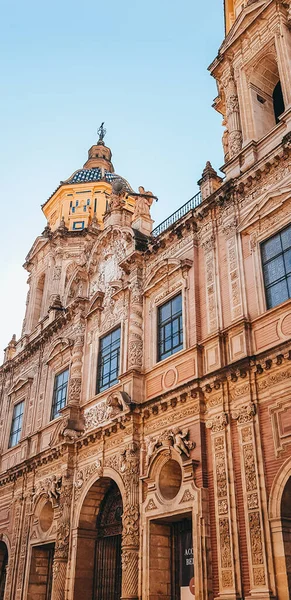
(120, 443, 140, 600)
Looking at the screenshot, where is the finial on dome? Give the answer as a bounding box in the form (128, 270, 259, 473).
(97, 122, 106, 144)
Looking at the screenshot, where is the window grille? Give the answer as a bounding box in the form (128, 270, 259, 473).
(261, 224, 291, 309)
(97, 327, 121, 393)
(9, 400, 24, 448)
(51, 368, 69, 420)
(158, 294, 183, 362)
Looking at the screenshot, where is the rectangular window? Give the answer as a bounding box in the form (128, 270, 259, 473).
(158, 293, 183, 362)
(9, 400, 24, 448)
(51, 368, 69, 420)
(97, 327, 121, 393)
(261, 224, 291, 309)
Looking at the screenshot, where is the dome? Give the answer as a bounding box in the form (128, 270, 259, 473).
(65, 167, 133, 191)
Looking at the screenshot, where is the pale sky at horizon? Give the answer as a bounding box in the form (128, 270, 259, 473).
(0, 0, 224, 359)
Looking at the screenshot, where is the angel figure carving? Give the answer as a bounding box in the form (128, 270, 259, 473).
(172, 428, 195, 458)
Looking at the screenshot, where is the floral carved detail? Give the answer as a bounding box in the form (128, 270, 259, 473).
(180, 489, 194, 503)
(55, 479, 73, 560)
(219, 518, 232, 568)
(120, 443, 139, 493)
(74, 459, 103, 500)
(247, 493, 259, 510)
(249, 512, 264, 567)
(218, 499, 228, 515)
(68, 378, 82, 405)
(206, 413, 228, 432)
(216, 452, 227, 498)
(84, 392, 131, 431)
(145, 499, 157, 511)
(253, 567, 266, 586)
(122, 504, 139, 546)
(221, 570, 234, 588)
(232, 403, 256, 423)
(128, 339, 143, 368)
(243, 444, 257, 492)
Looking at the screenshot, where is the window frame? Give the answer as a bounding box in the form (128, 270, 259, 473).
(96, 326, 121, 394)
(157, 292, 184, 363)
(50, 367, 70, 421)
(8, 400, 25, 448)
(261, 223, 291, 310)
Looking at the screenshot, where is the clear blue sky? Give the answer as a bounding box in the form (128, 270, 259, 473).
(0, 0, 224, 358)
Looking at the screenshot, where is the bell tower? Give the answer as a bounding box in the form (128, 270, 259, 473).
(210, 0, 291, 179)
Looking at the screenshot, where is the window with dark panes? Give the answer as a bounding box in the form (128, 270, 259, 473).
(97, 327, 121, 393)
(9, 400, 24, 448)
(158, 293, 183, 362)
(51, 368, 69, 420)
(261, 224, 291, 309)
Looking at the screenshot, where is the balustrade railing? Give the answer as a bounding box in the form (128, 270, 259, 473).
(151, 190, 202, 237)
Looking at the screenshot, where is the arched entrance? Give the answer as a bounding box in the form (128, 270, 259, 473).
(0, 541, 8, 600)
(74, 477, 123, 600)
(281, 476, 291, 595)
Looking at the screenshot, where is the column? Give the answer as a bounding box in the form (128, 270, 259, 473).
(51, 478, 73, 600)
(128, 265, 143, 371)
(120, 443, 140, 600)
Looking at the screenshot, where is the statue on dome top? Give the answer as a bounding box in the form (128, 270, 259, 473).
(97, 121, 106, 142)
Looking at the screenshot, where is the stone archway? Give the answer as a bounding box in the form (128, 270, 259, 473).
(269, 458, 291, 600)
(73, 477, 123, 600)
(0, 541, 8, 600)
(281, 476, 291, 595)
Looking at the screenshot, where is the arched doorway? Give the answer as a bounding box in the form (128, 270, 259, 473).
(74, 477, 123, 600)
(0, 541, 8, 600)
(281, 476, 291, 595)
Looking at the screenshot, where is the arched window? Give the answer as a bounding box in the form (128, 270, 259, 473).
(249, 52, 285, 139)
(273, 80, 285, 123)
(32, 273, 45, 329)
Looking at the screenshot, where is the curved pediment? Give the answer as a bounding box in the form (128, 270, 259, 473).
(239, 180, 291, 231)
(8, 376, 33, 396)
(144, 259, 192, 291)
(46, 337, 73, 363)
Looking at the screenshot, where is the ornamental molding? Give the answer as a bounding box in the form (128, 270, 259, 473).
(83, 392, 132, 431)
(231, 403, 256, 423)
(206, 413, 228, 432)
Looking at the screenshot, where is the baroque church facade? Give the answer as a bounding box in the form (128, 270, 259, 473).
(1, 1, 291, 599)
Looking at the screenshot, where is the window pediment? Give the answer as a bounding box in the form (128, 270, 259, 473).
(46, 337, 73, 364)
(239, 183, 291, 231)
(8, 377, 33, 397)
(144, 259, 192, 293)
